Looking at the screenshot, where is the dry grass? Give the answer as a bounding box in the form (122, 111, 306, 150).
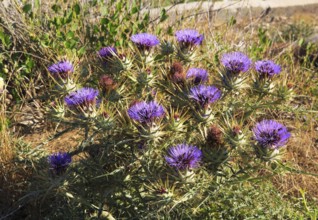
(273, 121, 318, 200)
(0, 94, 31, 217)
(0, 98, 13, 164)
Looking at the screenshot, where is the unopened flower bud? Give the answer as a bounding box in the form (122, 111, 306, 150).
(169, 62, 185, 84)
(160, 41, 174, 56)
(232, 125, 242, 136)
(102, 111, 109, 119)
(207, 125, 223, 148)
(287, 82, 294, 89)
(99, 75, 116, 92)
(156, 187, 167, 195)
(173, 113, 180, 122)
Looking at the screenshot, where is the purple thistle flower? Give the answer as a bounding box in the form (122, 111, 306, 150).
(253, 119, 291, 149)
(221, 52, 251, 74)
(65, 87, 99, 109)
(127, 101, 165, 124)
(186, 68, 208, 84)
(189, 85, 221, 108)
(48, 152, 72, 175)
(175, 29, 204, 49)
(131, 33, 160, 51)
(48, 60, 74, 79)
(165, 144, 202, 170)
(98, 46, 117, 58)
(255, 60, 281, 78)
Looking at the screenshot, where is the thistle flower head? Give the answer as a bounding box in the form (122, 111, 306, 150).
(253, 119, 291, 149)
(131, 33, 160, 51)
(186, 68, 208, 84)
(65, 87, 99, 109)
(189, 85, 221, 108)
(99, 75, 116, 92)
(221, 52, 251, 74)
(98, 46, 117, 58)
(165, 144, 202, 170)
(207, 125, 223, 147)
(48, 152, 72, 175)
(169, 62, 185, 83)
(128, 101, 165, 124)
(48, 60, 74, 79)
(255, 60, 281, 78)
(175, 29, 204, 49)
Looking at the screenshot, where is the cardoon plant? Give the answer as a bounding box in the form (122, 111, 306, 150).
(65, 87, 99, 117)
(186, 68, 208, 84)
(165, 144, 202, 170)
(128, 101, 165, 127)
(48, 60, 74, 80)
(48, 152, 72, 175)
(40, 20, 296, 217)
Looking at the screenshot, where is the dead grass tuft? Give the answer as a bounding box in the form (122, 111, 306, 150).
(273, 126, 318, 200)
